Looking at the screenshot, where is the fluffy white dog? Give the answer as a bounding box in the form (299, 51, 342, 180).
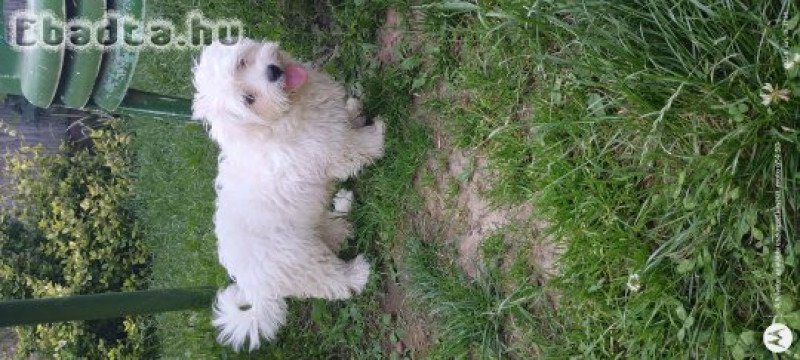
(191, 38, 385, 351)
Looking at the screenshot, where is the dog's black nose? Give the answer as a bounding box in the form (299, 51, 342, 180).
(267, 64, 284, 82)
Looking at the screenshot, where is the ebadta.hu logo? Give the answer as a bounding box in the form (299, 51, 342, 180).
(7, 10, 244, 50)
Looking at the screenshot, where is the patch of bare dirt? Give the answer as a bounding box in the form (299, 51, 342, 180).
(415, 120, 562, 281)
(377, 9, 403, 66)
(380, 274, 433, 357)
(410, 76, 565, 360)
(373, 7, 564, 357)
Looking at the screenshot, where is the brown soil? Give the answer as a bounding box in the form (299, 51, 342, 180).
(371, 7, 563, 358)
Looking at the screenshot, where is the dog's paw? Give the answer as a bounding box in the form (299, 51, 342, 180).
(371, 116, 385, 134)
(333, 189, 354, 213)
(321, 216, 352, 251)
(346, 98, 368, 128)
(346, 97, 363, 118)
(350, 115, 368, 128)
(347, 255, 371, 294)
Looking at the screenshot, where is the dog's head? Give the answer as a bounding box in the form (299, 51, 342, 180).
(192, 38, 308, 126)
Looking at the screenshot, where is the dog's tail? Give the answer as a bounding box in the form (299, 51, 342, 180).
(212, 283, 287, 352)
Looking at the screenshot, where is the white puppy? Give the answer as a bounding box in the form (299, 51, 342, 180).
(191, 38, 385, 351)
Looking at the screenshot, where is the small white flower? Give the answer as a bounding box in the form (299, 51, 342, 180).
(761, 83, 791, 106)
(784, 53, 800, 70)
(627, 273, 641, 293)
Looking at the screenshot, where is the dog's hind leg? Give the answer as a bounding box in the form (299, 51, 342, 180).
(290, 250, 370, 300)
(319, 215, 352, 251)
(319, 189, 354, 251)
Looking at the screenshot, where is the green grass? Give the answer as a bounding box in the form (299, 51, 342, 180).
(405, 230, 547, 359)
(418, 1, 800, 358)
(127, 119, 229, 358)
(128, 0, 799, 359)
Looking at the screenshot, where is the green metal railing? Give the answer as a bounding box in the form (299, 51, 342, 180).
(0, 0, 192, 118)
(0, 287, 216, 326)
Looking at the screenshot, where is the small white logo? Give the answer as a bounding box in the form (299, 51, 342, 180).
(763, 323, 794, 353)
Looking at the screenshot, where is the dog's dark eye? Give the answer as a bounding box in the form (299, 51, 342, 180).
(243, 94, 256, 105)
(238, 58, 247, 69)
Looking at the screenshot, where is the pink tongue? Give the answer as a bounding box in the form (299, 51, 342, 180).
(284, 64, 307, 92)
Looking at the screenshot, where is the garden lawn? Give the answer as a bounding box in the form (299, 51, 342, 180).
(129, 0, 800, 359)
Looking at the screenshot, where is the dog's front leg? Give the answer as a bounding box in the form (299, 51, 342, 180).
(345, 97, 367, 128)
(356, 117, 385, 160)
(328, 118, 385, 180)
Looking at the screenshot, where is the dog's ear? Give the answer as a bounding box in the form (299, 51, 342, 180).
(191, 54, 220, 123)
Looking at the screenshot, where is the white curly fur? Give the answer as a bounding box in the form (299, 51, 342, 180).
(192, 38, 385, 352)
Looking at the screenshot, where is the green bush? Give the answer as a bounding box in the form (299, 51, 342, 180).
(0, 120, 153, 359)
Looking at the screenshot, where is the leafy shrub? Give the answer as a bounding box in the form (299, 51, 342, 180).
(0, 120, 153, 359)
